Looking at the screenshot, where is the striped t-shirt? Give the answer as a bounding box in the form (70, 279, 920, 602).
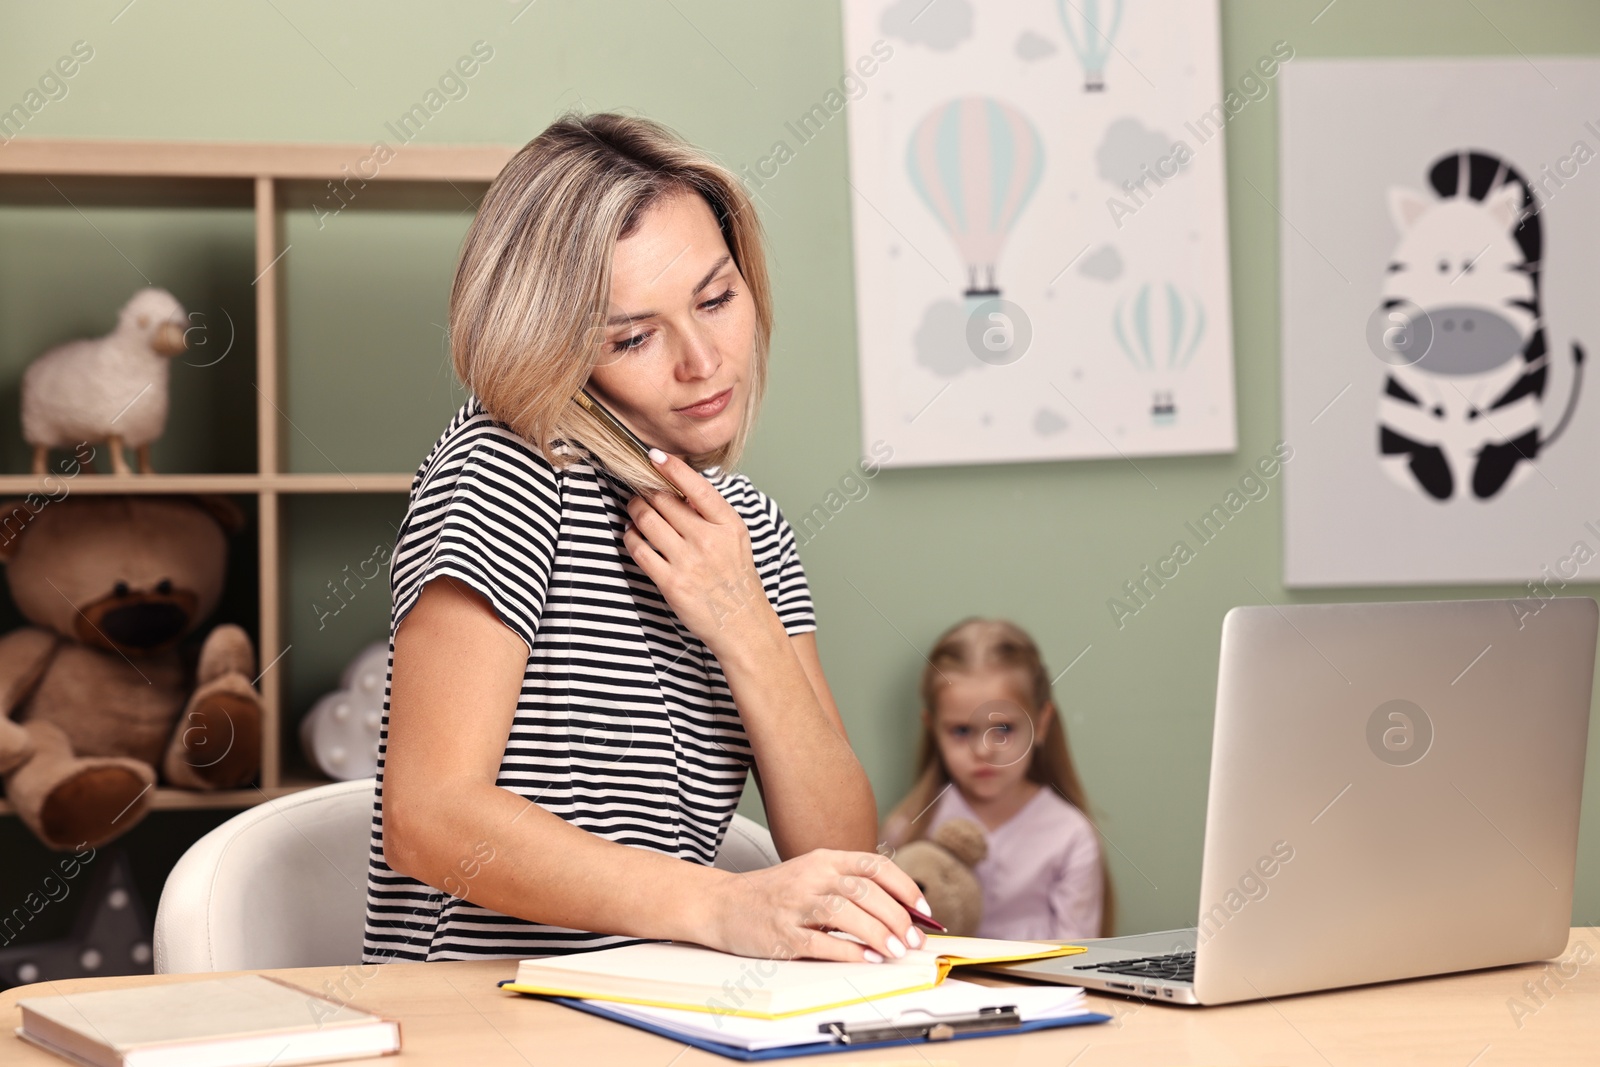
(360, 394, 816, 963)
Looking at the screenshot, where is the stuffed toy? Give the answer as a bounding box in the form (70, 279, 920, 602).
(22, 287, 189, 476)
(890, 818, 989, 937)
(0, 494, 260, 851)
(300, 641, 385, 781)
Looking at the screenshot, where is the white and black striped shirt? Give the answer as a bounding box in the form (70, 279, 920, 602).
(361, 394, 816, 963)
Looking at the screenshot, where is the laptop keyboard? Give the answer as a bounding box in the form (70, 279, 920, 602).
(1074, 950, 1195, 983)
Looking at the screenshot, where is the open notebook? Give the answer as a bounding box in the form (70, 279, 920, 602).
(498, 934, 1086, 1020)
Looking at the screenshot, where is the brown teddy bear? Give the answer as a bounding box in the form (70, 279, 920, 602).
(890, 818, 988, 937)
(0, 494, 262, 851)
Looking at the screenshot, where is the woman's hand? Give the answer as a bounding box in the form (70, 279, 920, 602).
(703, 848, 933, 963)
(621, 450, 772, 652)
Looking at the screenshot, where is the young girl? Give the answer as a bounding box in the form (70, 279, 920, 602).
(882, 618, 1114, 941)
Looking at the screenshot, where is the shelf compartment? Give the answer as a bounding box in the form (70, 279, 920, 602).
(275, 179, 483, 476)
(0, 198, 258, 476)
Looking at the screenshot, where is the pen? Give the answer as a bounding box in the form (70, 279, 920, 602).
(906, 905, 946, 934)
(819, 1005, 1020, 1044)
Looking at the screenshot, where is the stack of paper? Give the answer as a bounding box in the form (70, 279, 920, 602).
(594, 978, 1091, 1053)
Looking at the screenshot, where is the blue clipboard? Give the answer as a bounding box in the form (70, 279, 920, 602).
(530, 993, 1112, 1061)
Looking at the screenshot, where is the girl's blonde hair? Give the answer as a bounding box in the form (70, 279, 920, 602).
(448, 109, 774, 495)
(882, 617, 1116, 937)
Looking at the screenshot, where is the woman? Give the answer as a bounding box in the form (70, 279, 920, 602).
(361, 111, 928, 965)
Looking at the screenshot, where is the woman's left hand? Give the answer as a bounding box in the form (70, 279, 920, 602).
(621, 450, 772, 651)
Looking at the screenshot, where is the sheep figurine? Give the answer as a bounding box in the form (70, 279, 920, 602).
(22, 288, 189, 475)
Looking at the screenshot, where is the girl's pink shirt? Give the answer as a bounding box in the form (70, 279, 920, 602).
(924, 783, 1104, 941)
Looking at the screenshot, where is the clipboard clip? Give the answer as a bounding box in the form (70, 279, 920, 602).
(818, 1005, 1021, 1044)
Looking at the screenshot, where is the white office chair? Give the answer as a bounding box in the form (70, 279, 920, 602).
(153, 777, 781, 974)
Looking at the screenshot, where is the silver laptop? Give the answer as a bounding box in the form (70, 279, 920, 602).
(978, 596, 1596, 1005)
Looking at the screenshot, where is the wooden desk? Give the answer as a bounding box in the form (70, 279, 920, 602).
(4, 929, 1598, 1065)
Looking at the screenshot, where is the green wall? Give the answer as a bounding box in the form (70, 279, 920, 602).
(4, 0, 1600, 937)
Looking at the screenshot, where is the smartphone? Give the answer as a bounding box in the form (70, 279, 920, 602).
(572, 388, 687, 500)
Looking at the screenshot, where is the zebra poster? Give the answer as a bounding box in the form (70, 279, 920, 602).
(840, 0, 1238, 468)
(1280, 58, 1600, 586)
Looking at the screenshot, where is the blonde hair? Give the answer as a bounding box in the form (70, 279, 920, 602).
(448, 110, 774, 495)
(882, 617, 1117, 937)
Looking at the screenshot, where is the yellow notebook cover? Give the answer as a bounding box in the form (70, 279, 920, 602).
(499, 934, 1086, 1020)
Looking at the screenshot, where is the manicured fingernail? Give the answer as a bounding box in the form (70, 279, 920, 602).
(915, 896, 930, 915)
(886, 936, 906, 958)
(648, 447, 667, 463)
(864, 949, 884, 963)
(906, 927, 924, 948)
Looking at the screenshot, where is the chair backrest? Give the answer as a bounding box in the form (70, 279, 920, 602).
(712, 809, 783, 874)
(154, 778, 781, 973)
(154, 778, 376, 974)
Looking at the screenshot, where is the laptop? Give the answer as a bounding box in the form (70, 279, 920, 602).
(976, 596, 1597, 1005)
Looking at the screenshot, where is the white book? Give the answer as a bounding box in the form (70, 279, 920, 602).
(15, 973, 401, 1067)
(500, 934, 1086, 1019)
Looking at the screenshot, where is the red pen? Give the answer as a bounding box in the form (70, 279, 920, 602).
(906, 904, 946, 934)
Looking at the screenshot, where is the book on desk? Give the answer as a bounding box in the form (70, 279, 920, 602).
(13, 973, 401, 1067)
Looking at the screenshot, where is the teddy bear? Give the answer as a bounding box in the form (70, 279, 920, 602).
(0, 492, 262, 851)
(889, 818, 989, 937)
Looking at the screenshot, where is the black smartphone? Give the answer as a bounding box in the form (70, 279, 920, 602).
(572, 388, 687, 499)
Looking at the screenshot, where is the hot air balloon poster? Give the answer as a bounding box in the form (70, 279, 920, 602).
(1278, 58, 1600, 586)
(844, 0, 1237, 469)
